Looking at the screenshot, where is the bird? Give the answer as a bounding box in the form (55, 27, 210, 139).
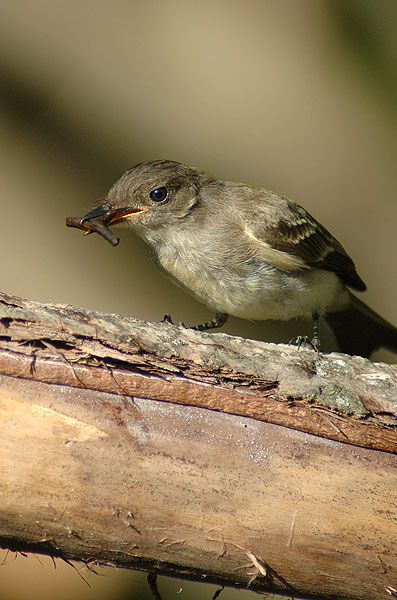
(67, 159, 397, 358)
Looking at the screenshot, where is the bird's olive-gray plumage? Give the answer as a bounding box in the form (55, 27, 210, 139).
(72, 160, 397, 357)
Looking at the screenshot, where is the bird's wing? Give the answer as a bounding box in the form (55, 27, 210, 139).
(247, 194, 366, 291)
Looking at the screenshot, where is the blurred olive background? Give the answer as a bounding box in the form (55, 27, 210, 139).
(0, 0, 396, 598)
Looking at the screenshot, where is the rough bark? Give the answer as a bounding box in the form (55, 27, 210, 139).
(0, 290, 396, 600)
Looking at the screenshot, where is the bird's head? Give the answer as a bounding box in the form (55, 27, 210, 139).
(78, 160, 215, 244)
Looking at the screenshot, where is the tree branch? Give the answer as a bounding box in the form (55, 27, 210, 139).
(0, 290, 396, 599)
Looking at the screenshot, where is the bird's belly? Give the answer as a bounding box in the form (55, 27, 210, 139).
(195, 273, 337, 320)
(159, 252, 348, 321)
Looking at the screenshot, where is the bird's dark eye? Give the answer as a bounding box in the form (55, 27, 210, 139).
(149, 187, 168, 202)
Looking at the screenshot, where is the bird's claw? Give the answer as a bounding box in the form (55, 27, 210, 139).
(162, 313, 174, 324)
(289, 335, 322, 354)
(161, 314, 188, 328)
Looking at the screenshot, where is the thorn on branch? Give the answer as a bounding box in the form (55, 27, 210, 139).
(147, 572, 163, 600)
(212, 586, 224, 599)
(61, 557, 90, 587)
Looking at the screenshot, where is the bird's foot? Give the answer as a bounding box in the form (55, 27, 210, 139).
(161, 312, 228, 332)
(190, 312, 228, 332)
(161, 314, 188, 328)
(162, 313, 174, 325)
(289, 335, 322, 354)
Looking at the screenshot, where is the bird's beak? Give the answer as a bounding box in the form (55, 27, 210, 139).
(80, 202, 147, 226)
(66, 202, 147, 246)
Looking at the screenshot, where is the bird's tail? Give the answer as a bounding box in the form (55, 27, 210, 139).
(325, 294, 397, 357)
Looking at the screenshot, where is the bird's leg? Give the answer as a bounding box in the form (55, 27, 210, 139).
(311, 312, 322, 352)
(289, 312, 322, 353)
(162, 312, 228, 332)
(191, 312, 228, 331)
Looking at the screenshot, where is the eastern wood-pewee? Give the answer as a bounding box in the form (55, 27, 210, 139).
(66, 160, 397, 358)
